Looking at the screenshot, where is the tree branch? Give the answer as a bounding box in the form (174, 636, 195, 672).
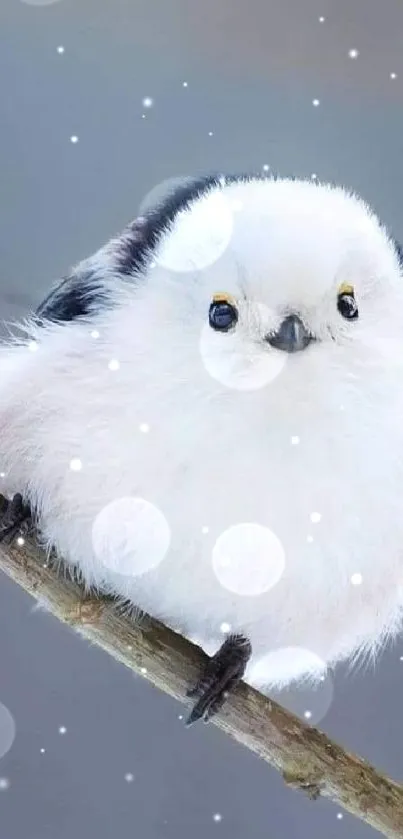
(0, 531, 402, 838)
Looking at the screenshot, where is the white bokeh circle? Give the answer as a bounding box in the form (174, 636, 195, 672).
(155, 189, 233, 273)
(138, 175, 196, 217)
(92, 497, 170, 577)
(247, 647, 334, 725)
(212, 523, 285, 596)
(199, 305, 288, 390)
(0, 703, 16, 759)
(21, 0, 61, 4)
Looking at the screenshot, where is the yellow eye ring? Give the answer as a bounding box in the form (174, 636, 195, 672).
(337, 283, 355, 297)
(212, 292, 237, 307)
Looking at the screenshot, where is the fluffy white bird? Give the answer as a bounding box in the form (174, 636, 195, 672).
(1, 173, 403, 724)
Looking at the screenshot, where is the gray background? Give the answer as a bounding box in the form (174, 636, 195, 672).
(0, 0, 402, 837)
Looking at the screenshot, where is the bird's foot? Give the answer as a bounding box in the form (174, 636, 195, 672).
(0, 493, 33, 543)
(186, 634, 252, 726)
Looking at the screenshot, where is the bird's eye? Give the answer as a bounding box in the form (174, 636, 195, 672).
(209, 293, 238, 332)
(337, 284, 359, 320)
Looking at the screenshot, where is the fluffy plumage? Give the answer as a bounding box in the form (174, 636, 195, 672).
(2, 173, 403, 692)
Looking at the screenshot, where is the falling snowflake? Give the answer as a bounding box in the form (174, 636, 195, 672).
(58, 726, 67, 735)
(142, 97, 153, 108)
(0, 778, 9, 791)
(70, 136, 79, 144)
(40, 748, 46, 754)
(90, 329, 100, 339)
(351, 573, 362, 586)
(108, 359, 120, 371)
(213, 813, 222, 823)
(291, 436, 300, 445)
(140, 667, 147, 675)
(182, 81, 188, 87)
(124, 773, 134, 783)
(390, 72, 397, 80)
(318, 16, 325, 23)
(139, 423, 150, 433)
(337, 813, 344, 820)
(28, 340, 38, 352)
(262, 163, 270, 172)
(69, 458, 82, 472)
(220, 622, 231, 633)
(312, 99, 320, 107)
(348, 49, 359, 59)
(208, 131, 214, 136)
(304, 710, 312, 719)
(310, 512, 321, 523)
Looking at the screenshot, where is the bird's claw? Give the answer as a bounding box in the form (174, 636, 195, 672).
(186, 634, 252, 726)
(0, 493, 33, 544)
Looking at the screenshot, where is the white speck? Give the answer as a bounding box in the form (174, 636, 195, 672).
(399, 655, 403, 661)
(139, 423, 150, 434)
(312, 99, 320, 107)
(348, 49, 359, 59)
(16, 536, 25, 546)
(127, 645, 132, 651)
(108, 359, 120, 371)
(182, 81, 188, 87)
(69, 458, 82, 472)
(57, 45, 65, 54)
(318, 16, 325, 23)
(141, 114, 146, 119)
(311, 173, 317, 180)
(351, 573, 362, 586)
(0, 778, 9, 791)
(304, 710, 312, 719)
(337, 813, 344, 820)
(220, 622, 231, 633)
(140, 667, 147, 675)
(262, 164, 270, 172)
(142, 97, 153, 108)
(0, 473, 5, 478)
(212, 522, 285, 596)
(43, 563, 48, 569)
(149, 261, 156, 269)
(70, 135, 79, 144)
(90, 329, 100, 339)
(213, 813, 222, 823)
(201, 526, 209, 534)
(310, 512, 321, 523)
(124, 773, 134, 783)
(40, 748, 46, 754)
(28, 340, 38, 352)
(307, 535, 314, 543)
(390, 72, 397, 80)
(178, 714, 183, 720)
(58, 726, 67, 735)
(291, 436, 300, 445)
(208, 131, 213, 136)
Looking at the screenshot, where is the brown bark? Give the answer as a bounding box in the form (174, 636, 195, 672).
(0, 532, 402, 838)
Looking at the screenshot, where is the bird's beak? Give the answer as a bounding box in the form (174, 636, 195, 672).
(266, 314, 313, 353)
